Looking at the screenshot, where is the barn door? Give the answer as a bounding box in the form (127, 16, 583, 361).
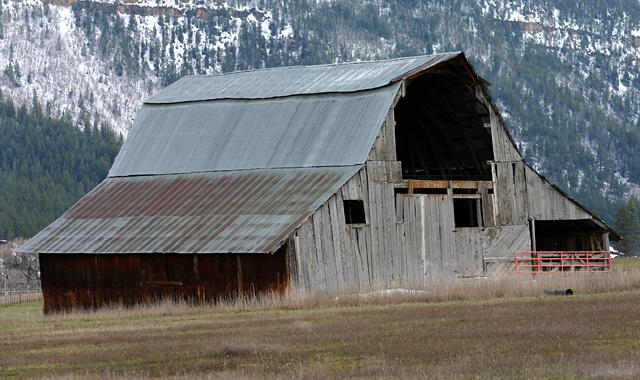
(413, 194, 484, 281)
(399, 194, 451, 283)
(420, 193, 458, 280)
(145, 254, 184, 301)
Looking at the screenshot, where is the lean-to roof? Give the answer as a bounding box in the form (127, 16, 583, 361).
(21, 167, 361, 254)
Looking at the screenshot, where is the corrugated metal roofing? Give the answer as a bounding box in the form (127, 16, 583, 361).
(21, 53, 486, 256)
(146, 53, 465, 104)
(20, 167, 361, 255)
(109, 85, 400, 177)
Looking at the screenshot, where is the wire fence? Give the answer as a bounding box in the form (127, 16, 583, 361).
(0, 290, 42, 306)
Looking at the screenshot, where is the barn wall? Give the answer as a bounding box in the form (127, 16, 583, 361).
(289, 161, 534, 291)
(482, 225, 532, 275)
(39, 248, 288, 313)
(492, 161, 529, 226)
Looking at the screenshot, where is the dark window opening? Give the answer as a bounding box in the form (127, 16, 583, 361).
(394, 188, 409, 195)
(344, 200, 366, 224)
(454, 198, 482, 228)
(452, 188, 476, 194)
(414, 188, 448, 195)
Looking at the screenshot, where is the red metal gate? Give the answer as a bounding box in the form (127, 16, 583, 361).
(515, 251, 611, 275)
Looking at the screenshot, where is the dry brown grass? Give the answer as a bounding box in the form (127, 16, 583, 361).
(1, 264, 640, 379)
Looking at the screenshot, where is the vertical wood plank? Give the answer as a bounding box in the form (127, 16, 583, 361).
(311, 213, 328, 289)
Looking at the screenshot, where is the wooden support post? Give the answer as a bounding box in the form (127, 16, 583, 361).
(236, 255, 243, 300)
(193, 254, 202, 302)
(529, 219, 536, 252)
(591, 232, 604, 251)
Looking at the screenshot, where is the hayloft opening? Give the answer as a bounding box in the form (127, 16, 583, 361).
(344, 200, 366, 225)
(395, 62, 494, 181)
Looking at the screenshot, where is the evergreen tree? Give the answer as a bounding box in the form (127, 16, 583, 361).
(613, 198, 640, 256)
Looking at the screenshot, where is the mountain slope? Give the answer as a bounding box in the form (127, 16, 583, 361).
(1, 0, 638, 228)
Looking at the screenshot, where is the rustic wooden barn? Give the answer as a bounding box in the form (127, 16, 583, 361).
(20, 52, 619, 312)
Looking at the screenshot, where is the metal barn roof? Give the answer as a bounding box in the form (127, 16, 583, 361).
(20, 167, 361, 254)
(109, 86, 400, 177)
(111, 52, 478, 178)
(146, 52, 467, 103)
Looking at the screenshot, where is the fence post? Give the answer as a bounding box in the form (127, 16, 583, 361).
(586, 253, 590, 272)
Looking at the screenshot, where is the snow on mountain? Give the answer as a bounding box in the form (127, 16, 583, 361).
(0, 0, 278, 136)
(2, 0, 640, 221)
(0, 0, 153, 135)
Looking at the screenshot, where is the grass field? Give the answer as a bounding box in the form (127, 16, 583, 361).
(612, 256, 640, 270)
(1, 264, 640, 379)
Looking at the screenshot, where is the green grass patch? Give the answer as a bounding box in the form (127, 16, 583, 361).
(612, 257, 640, 270)
(0, 300, 42, 316)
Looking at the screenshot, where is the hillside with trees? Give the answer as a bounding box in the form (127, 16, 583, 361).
(0, 92, 122, 240)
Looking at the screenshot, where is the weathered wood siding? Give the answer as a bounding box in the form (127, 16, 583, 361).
(290, 161, 405, 291)
(40, 248, 289, 313)
(482, 225, 531, 275)
(524, 165, 593, 220)
(492, 161, 529, 226)
(289, 163, 515, 291)
(367, 106, 397, 161)
(476, 84, 521, 163)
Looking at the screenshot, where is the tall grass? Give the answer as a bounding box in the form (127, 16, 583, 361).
(54, 263, 640, 319)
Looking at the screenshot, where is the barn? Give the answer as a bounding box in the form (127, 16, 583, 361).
(20, 52, 618, 312)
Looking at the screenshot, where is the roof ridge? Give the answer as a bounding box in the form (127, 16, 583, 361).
(177, 52, 461, 79)
(145, 53, 461, 104)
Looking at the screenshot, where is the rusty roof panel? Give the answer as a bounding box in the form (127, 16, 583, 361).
(146, 53, 463, 104)
(109, 86, 400, 177)
(21, 167, 362, 255)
